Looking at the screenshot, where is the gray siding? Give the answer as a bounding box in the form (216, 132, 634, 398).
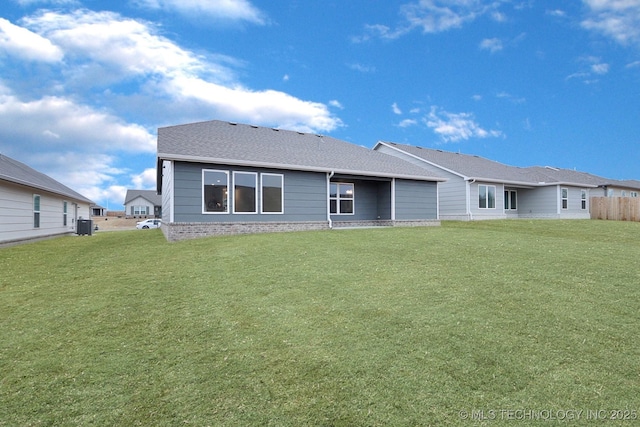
(330, 179, 392, 221)
(172, 162, 327, 223)
(516, 187, 555, 217)
(395, 179, 438, 220)
(560, 186, 591, 218)
(376, 144, 465, 218)
(469, 181, 506, 220)
(377, 181, 392, 219)
(0, 181, 90, 244)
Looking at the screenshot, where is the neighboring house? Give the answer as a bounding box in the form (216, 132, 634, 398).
(374, 142, 604, 220)
(91, 205, 107, 216)
(156, 120, 445, 240)
(592, 179, 640, 198)
(124, 189, 162, 218)
(0, 154, 94, 245)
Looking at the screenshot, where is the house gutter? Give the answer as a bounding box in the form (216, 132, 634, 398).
(327, 171, 334, 229)
(466, 178, 475, 220)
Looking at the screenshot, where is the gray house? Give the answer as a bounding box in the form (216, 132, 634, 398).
(0, 154, 94, 245)
(156, 120, 444, 241)
(124, 189, 162, 218)
(374, 142, 601, 220)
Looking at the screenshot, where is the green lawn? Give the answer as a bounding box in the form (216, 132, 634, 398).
(1, 220, 639, 426)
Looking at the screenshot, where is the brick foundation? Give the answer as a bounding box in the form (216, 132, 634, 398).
(162, 219, 440, 241)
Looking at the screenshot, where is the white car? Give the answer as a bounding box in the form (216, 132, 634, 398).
(136, 219, 161, 229)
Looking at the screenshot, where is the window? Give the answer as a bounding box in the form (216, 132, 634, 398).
(203, 170, 229, 213)
(631, 191, 638, 198)
(261, 173, 283, 214)
(504, 190, 517, 210)
(581, 190, 587, 210)
(33, 195, 40, 228)
(330, 182, 354, 214)
(479, 185, 495, 209)
(607, 189, 614, 197)
(621, 190, 627, 197)
(63, 201, 68, 226)
(131, 206, 149, 216)
(561, 188, 568, 209)
(233, 172, 257, 213)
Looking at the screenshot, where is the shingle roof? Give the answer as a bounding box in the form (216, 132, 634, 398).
(157, 120, 446, 182)
(378, 142, 616, 188)
(378, 141, 549, 185)
(124, 189, 161, 205)
(525, 166, 608, 187)
(0, 154, 94, 204)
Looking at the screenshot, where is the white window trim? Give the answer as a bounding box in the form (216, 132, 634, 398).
(232, 171, 258, 214)
(202, 169, 230, 214)
(504, 190, 517, 210)
(478, 184, 496, 209)
(561, 187, 569, 210)
(33, 194, 41, 228)
(330, 182, 355, 215)
(260, 173, 284, 214)
(581, 189, 587, 210)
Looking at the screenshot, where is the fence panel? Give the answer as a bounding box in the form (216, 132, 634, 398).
(590, 197, 640, 222)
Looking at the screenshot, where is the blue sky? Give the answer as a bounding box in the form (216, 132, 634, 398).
(1, 0, 639, 209)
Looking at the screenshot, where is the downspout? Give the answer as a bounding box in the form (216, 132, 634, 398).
(467, 179, 476, 220)
(391, 178, 396, 221)
(327, 171, 334, 229)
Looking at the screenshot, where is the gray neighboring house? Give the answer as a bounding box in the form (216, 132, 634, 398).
(124, 189, 162, 218)
(156, 120, 445, 240)
(374, 142, 605, 220)
(0, 154, 94, 245)
(590, 179, 640, 198)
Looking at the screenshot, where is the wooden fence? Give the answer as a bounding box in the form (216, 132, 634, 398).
(590, 197, 640, 222)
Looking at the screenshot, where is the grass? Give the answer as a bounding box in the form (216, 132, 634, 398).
(1, 220, 639, 426)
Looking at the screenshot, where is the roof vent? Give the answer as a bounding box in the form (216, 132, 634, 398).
(250, 125, 258, 128)
(272, 128, 279, 131)
(228, 122, 237, 125)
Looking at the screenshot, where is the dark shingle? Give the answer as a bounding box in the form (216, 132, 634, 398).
(0, 154, 93, 203)
(157, 120, 445, 181)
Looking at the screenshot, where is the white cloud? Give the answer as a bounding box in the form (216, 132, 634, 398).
(591, 62, 610, 74)
(479, 37, 503, 53)
(0, 92, 156, 153)
(425, 106, 503, 142)
(131, 168, 157, 189)
(546, 9, 566, 17)
(133, 0, 266, 24)
(348, 63, 376, 73)
(18, 10, 341, 133)
(170, 75, 341, 132)
(16, 0, 79, 5)
(581, 0, 640, 46)
(392, 102, 402, 115)
(357, 1, 507, 40)
(329, 100, 344, 109)
(0, 17, 63, 62)
(398, 119, 417, 128)
(496, 92, 526, 104)
(567, 56, 610, 83)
